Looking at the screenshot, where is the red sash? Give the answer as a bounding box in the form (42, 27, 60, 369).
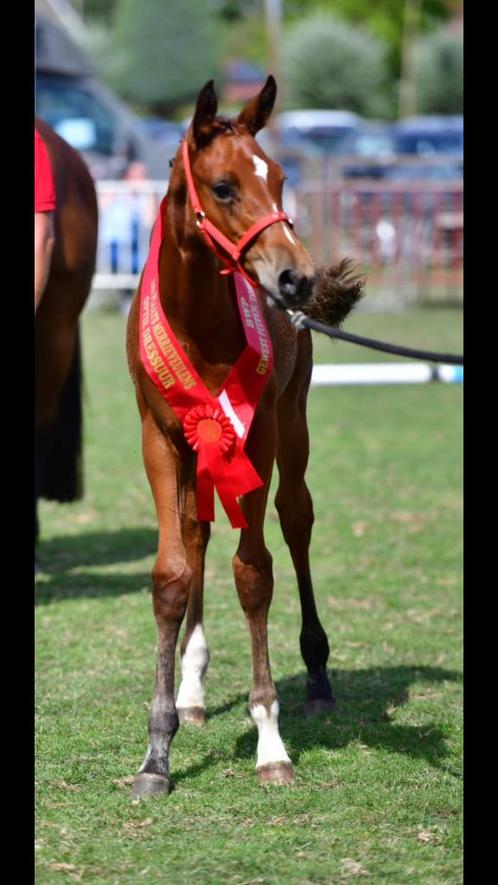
(139, 196, 274, 529)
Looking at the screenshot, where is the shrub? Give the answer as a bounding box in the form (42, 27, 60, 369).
(93, 0, 222, 114)
(414, 26, 463, 114)
(282, 13, 390, 117)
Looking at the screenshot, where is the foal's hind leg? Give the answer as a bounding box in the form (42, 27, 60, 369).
(275, 335, 335, 718)
(176, 490, 210, 727)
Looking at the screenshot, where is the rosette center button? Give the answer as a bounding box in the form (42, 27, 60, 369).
(197, 418, 222, 443)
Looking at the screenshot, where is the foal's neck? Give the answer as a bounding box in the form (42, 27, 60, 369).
(158, 199, 242, 351)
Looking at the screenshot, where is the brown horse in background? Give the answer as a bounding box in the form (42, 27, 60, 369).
(126, 78, 362, 797)
(35, 119, 98, 544)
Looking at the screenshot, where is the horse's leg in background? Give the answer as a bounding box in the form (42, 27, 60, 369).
(176, 487, 211, 726)
(233, 407, 294, 784)
(35, 438, 50, 546)
(275, 334, 335, 717)
(35, 313, 83, 548)
(35, 423, 57, 545)
(133, 407, 191, 797)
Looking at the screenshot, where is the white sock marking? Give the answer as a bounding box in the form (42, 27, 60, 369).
(176, 625, 209, 710)
(253, 155, 269, 181)
(251, 700, 291, 768)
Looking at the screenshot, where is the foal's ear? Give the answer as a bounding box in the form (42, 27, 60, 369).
(237, 75, 277, 135)
(191, 80, 219, 147)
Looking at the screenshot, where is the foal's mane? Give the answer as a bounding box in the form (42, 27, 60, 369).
(193, 115, 249, 148)
(210, 116, 241, 135)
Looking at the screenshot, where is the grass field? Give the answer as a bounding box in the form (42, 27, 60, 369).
(36, 306, 463, 884)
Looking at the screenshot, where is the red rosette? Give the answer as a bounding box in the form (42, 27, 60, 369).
(183, 403, 236, 454)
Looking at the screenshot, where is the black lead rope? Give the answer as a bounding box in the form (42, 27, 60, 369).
(285, 311, 464, 366)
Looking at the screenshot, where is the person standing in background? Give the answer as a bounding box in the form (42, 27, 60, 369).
(100, 161, 157, 314)
(35, 128, 56, 311)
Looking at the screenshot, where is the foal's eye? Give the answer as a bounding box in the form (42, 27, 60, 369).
(212, 181, 232, 201)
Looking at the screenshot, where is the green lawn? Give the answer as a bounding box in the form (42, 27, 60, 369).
(36, 306, 462, 884)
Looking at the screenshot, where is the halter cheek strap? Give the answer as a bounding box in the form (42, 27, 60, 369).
(182, 140, 293, 287)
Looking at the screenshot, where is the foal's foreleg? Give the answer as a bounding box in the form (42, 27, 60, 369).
(233, 416, 293, 784)
(133, 413, 191, 797)
(176, 489, 210, 726)
(275, 368, 335, 717)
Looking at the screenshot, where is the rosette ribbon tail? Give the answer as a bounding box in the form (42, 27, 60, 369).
(196, 442, 264, 529)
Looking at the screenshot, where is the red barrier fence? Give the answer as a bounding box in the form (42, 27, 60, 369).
(293, 179, 463, 307)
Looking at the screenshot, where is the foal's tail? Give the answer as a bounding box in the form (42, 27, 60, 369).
(303, 259, 365, 327)
(39, 327, 84, 502)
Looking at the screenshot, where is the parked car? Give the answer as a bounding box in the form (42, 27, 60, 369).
(335, 117, 462, 184)
(335, 122, 397, 179)
(256, 109, 362, 194)
(35, 15, 174, 180)
(139, 117, 184, 146)
(390, 116, 463, 156)
(338, 123, 396, 157)
(271, 109, 362, 154)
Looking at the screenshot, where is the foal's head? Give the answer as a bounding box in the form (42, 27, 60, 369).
(172, 77, 315, 309)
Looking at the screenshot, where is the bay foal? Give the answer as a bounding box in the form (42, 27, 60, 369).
(127, 78, 336, 796)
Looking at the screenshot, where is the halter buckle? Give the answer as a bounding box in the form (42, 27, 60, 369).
(195, 210, 206, 227)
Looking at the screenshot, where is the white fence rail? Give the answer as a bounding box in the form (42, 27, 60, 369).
(311, 363, 463, 386)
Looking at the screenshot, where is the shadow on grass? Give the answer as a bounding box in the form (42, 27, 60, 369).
(35, 528, 157, 604)
(36, 533, 461, 773)
(37, 528, 157, 569)
(172, 665, 461, 783)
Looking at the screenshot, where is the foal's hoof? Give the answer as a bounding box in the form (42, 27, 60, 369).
(304, 697, 336, 719)
(257, 762, 295, 785)
(132, 773, 171, 798)
(178, 706, 206, 727)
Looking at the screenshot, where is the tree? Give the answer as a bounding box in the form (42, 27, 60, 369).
(283, 0, 457, 79)
(282, 13, 390, 117)
(413, 25, 462, 113)
(105, 0, 222, 114)
(77, 0, 117, 23)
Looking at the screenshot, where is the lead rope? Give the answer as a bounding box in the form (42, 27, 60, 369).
(282, 308, 463, 366)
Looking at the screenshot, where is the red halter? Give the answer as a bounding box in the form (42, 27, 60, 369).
(182, 140, 293, 288)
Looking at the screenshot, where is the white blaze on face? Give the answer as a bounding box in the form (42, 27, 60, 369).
(251, 700, 291, 768)
(253, 154, 269, 182)
(283, 224, 297, 246)
(271, 201, 297, 246)
(176, 624, 209, 710)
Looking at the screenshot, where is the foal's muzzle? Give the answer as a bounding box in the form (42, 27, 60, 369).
(278, 269, 314, 308)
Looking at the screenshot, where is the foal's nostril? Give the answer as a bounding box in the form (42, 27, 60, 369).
(278, 268, 299, 301)
(278, 269, 313, 307)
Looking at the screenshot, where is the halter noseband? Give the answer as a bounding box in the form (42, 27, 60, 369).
(182, 140, 293, 288)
